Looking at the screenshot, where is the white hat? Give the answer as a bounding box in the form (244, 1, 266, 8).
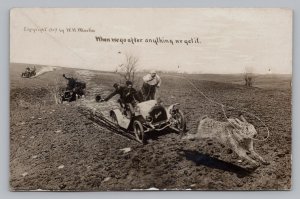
(150, 70, 156, 74)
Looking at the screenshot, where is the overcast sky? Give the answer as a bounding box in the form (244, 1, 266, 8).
(10, 8, 292, 74)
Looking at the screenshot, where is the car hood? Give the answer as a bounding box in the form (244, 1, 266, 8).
(136, 100, 158, 118)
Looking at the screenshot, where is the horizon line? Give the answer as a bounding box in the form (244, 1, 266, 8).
(10, 62, 292, 76)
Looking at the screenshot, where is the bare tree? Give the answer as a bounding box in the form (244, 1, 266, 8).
(115, 53, 139, 84)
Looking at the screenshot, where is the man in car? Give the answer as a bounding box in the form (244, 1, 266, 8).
(141, 70, 161, 100)
(102, 83, 125, 102)
(122, 81, 141, 115)
(101, 81, 141, 117)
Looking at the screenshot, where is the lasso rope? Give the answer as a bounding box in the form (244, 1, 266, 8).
(167, 74, 270, 142)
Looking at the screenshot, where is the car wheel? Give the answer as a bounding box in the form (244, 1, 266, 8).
(174, 110, 186, 132)
(110, 111, 118, 125)
(133, 120, 145, 144)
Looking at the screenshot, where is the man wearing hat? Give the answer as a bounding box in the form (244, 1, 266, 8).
(63, 74, 77, 91)
(142, 70, 161, 100)
(101, 81, 141, 118)
(102, 83, 124, 102)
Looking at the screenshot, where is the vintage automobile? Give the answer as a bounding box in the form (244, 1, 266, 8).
(21, 66, 36, 78)
(58, 81, 86, 103)
(109, 99, 186, 144)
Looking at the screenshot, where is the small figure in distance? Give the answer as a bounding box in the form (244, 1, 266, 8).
(62, 74, 76, 91)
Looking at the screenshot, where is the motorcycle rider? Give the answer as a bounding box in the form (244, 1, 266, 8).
(141, 70, 161, 100)
(63, 74, 77, 91)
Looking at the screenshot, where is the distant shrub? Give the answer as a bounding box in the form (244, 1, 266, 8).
(244, 73, 254, 87)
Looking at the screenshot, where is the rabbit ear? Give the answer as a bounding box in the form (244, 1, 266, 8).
(240, 115, 247, 122)
(228, 118, 242, 129)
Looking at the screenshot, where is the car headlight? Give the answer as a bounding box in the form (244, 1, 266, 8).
(169, 106, 175, 114)
(169, 104, 179, 114)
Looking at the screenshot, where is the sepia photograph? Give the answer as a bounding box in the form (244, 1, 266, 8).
(10, 8, 292, 191)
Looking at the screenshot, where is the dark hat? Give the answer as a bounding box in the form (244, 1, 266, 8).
(95, 95, 102, 102)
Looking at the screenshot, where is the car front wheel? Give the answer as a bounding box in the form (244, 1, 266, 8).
(133, 120, 145, 144)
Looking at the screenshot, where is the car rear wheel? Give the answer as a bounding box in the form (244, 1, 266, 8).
(133, 120, 145, 144)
